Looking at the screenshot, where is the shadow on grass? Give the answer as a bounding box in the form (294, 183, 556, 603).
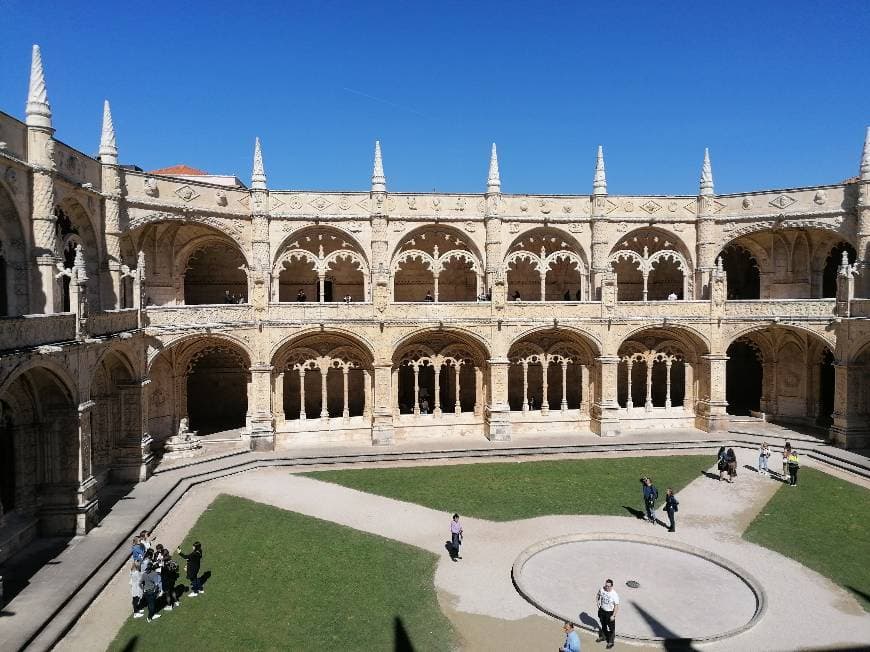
(119, 636, 138, 652)
(633, 602, 698, 651)
(394, 616, 414, 651)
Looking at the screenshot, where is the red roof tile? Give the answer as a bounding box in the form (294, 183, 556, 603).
(149, 164, 208, 176)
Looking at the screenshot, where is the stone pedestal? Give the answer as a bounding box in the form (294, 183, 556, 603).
(162, 421, 202, 460)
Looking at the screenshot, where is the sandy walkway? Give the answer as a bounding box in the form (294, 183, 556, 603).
(60, 448, 870, 651)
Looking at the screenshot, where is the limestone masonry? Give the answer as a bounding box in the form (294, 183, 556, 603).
(0, 45, 868, 558)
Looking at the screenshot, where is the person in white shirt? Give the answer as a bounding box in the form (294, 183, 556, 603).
(596, 578, 620, 649)
(667, 292, 678, 301)
(758, 442, 771, 475)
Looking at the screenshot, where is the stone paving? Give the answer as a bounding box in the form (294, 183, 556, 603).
(4, 427, 870, 651)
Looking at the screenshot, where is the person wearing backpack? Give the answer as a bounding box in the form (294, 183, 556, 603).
(641, 477, 658, 524)
(161, 548, 181, 609)
(664, 488, 679, 532)
(141, 564, 162, 622)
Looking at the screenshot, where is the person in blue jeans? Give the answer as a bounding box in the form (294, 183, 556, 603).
(177, 541, 204, 596)
(559, 621, 580, 652)
(641, 477, 658, 524)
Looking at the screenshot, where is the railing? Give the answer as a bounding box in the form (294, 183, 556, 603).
(850, 299, 870, 317)
(723, 299, 836, 319)
(89, 309, 138, 336)
(144, 304, 255, 328)
(0, 313, 76, 351)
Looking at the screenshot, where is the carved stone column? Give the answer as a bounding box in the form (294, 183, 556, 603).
(591, 356, 620, 437)
(857, 180, 870, 297)
(485, 358, 511, 441)
(830, 359, 869, 449)
(695, 195, 717, 300)
(32, 169, 60, 313)
(698, 354, 729, 432)
(248, 364, 275, 450)
(589, 200, 609, 300)
(113, 379, 155, 482)
(371, 363, 395, 445)
(484, 180, 502, 294)
(74, 400, 99, 534)
(370, 214, 390, 312)
(273, 371, 285, 423)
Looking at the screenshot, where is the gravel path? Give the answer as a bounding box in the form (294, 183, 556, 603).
(60, 447, 870, 651)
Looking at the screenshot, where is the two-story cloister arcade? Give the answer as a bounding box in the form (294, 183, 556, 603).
(392, 226, 483, 302)
(609, 228, 693, 301)
(272, 226, 369, 303)
(504, 228, 590, 301)
(718, 228, 857, 300)
(725, 326, 835, 428)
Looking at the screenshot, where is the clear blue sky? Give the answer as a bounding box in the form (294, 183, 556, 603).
(1, 1, 868, 195)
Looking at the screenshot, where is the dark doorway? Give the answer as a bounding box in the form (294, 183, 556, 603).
(187, 349, 248, 434)
(822, 242, 856, 298)
(817, 349, 834, 426)
(726, 340, 762, 415)
(720, 245, 760, 299)
(0, 401, 14, 511)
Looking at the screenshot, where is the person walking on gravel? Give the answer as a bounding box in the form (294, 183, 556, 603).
(725, 448, 738, 483)
(559, 620, 580, 652)
(664, 488, 679, 532)
(716, 446, 727, 481)
(177, 541, 204, 596)
(596, 578, 620, 649)
(449, 513, 463, 561)
(758, 442, 771, 475)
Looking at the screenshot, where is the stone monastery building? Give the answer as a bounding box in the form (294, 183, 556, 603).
(0, 46, 868, 554)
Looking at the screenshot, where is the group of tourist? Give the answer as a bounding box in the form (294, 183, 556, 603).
(718, 442, 801, 486)
(129, 532, 204, 623)
(558, 579, 621, 651)
(222, 290, 245, 304)
(639, 476, 679, 532)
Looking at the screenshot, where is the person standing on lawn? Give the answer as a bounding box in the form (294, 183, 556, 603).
(177, 541, 204, 596)
(559, 621, 580, 652)
(664, 488, 679, 532)
(596, 578, 620, 649)
(141, 563, 162, 622)
(161, 548, 181, 609)
(449, 514, 463, 561)
(782, 442, 792, 478)
(787, 449, 800, 486)
(641, 477, 658, 524)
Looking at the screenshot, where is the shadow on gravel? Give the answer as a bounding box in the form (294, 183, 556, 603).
(578, 611, 599, 630)
(701, 471, 720, 481)
(633, 602, 698, 651)
(622, 506, 646, 520)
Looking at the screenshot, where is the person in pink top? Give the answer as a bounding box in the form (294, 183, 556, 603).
(449, 513, 463, 561)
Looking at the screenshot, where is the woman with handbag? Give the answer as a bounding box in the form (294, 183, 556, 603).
(664, 488, 679, 532)
(716, 446, 727, 481)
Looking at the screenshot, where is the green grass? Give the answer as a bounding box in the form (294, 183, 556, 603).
(108, 494, 455, 652)
(743, 467, 870, 611)
(304, 455, 711, 521)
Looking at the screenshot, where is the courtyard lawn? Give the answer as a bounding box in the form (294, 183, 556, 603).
(108, 494, 455, 652)
(305, 455, 711, 521)
(743, 467, 870, 611)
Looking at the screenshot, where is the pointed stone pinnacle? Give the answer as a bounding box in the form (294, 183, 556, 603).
(26, 44, 52, 129)
(99, 100, 118, 163)
(486, 143, 501, 193)
(252, 137, 267, 189)
(592, 145, 607, 196)
(861, 126, 870, 180)
(371, 140, 386, 193)
(700, 148, 714, 196)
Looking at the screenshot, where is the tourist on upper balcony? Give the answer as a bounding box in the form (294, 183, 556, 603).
(477, 292, 488, 302)
(425, 290, 434, 302)
(667, 292, 678, 301)
(224, 290, 234, 304)
(343, 294, 352, 304)
(296, 289, 306, 302)
(575, 289, 581, 301)
(486, 288, 492, 301)
(563, 291, 571, 301)
(513, 290, 521, 301)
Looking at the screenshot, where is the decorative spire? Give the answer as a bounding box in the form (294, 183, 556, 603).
(26, 44, 52, 129)
(700, 148, 714, 196)
(99, 100, 118, 163)
(251, 137, 266, 189)
(486, 143, 501, 193)
(861, 126, 870, 181)
(592, 145, 607, 195)
(371, 140, 386, 192)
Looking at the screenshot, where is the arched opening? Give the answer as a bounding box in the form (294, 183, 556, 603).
(393, 332, 487, 435)
(90, 351, 136, 482)
(505, 228, 589, 301)
(720, 245, 760, 299)
(0, 184, 27, 315)
(274, 333, 372, 428)
(183, 242, 247, 304)
(186, 347, 249, 434)
(822, 242, 857, 298)
(0, 399, 14, 513)
(55, 202, 101, 311)
(610, 229, 692, 301)
(273, 227, 369, 303)
(392, 226, 482, 302)
(726, 339, 762, 415)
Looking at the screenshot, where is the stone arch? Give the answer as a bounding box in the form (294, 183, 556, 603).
(725, 325, 835, 428)
(0, 363, 84, 540)
(179, 235, 248, 305)
(821, 242, 857, 298)
(504, 228, 590, 301)
(273, 226, 369, 303)
(392, 225, 483, 302)
(272, 331, 374, 423)
(0, 182, 28, 315)
(89, 349, 137, 477)
(507, 329, 597, 417)
(718, 243, 760, 300)
(392, 330, 489, 417)
(609, 228, 693, 301)
(55, 198, 101, 311)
